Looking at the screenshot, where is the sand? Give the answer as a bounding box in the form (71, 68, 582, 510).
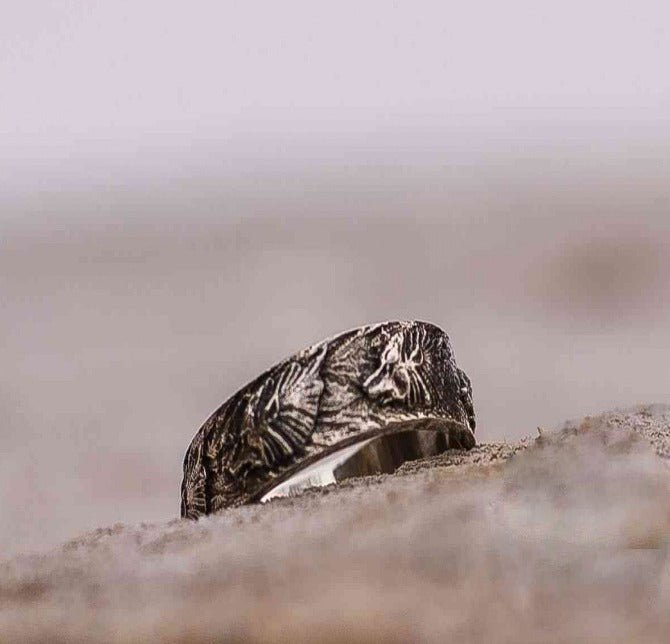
(2, 404, 670, 643)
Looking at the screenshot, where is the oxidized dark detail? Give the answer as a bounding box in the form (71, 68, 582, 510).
(180, 320, 476, 519)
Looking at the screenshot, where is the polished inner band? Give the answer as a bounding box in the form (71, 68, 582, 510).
(258, 421, 466, 502)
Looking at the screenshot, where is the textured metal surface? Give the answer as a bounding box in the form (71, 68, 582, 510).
(180, 320, 476, 518)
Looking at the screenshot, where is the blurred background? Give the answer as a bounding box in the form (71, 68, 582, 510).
(1, 1, 669, 555)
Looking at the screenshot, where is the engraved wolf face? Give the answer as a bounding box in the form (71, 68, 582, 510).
(363, 331, 431, 407)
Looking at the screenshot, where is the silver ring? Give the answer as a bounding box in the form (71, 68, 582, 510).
(180, 320, 476, 519)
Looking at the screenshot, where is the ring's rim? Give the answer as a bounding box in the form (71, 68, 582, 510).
(181, 319, 476, 518)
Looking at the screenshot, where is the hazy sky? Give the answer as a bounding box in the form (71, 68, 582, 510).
(2, 1, 669, 204)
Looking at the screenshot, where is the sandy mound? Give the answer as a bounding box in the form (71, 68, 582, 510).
(2, 405, 670, 643)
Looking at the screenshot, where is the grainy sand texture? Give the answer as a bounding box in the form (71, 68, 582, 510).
(2, 404, 669, 643)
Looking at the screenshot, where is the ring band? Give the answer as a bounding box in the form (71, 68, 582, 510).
(180, 320, 476, 519)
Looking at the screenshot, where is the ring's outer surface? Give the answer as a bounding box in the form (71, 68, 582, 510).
(180, 320, 476, 519)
